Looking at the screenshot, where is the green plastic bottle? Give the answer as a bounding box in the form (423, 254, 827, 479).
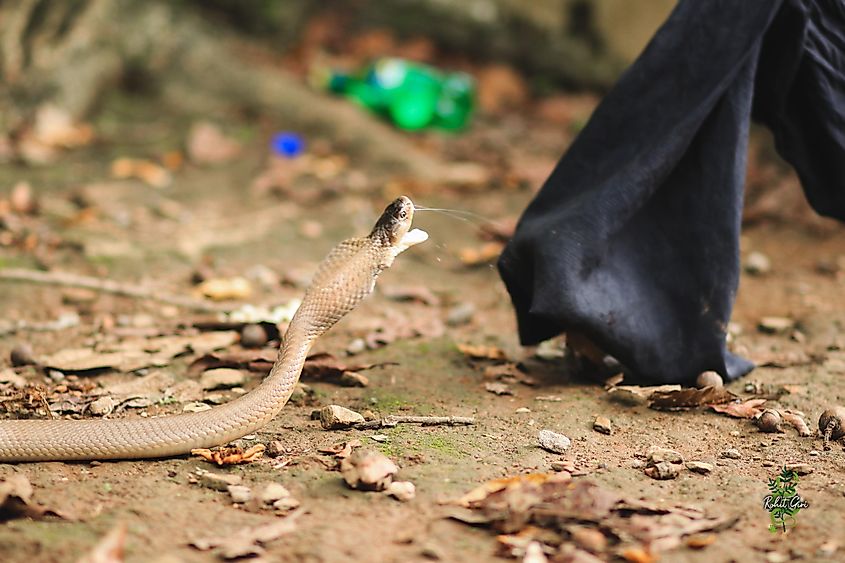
(324, 58, 475, 131)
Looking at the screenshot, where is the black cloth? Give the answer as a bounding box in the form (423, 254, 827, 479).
(498, 0, 845, 384)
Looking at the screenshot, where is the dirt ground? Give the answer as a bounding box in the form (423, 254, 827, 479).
(1, 92, 844, 563)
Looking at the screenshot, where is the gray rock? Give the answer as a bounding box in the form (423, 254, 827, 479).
(385, 480, 416, 502)
(199, 472, 242, 491)
(259, 483, 291, 504)
(200, 368, 246, 390)
(320, 405, 365, 430)
(645, 461, 680, 480)
(346, 338, 367, 355)
(721, 448, 742, 459)
(227, 484, 252, 503)
(686, 461, 714, 474)
(785, 462, 813, 475)
(341, 449, 398, 491)
(745, 251, 772, 275)
(758, 317, 795, 335)
(538, 429, 571, 454)
(647, 447, 684, 464)
(89, 396, 116, 416)
(446, 302, 475, 326)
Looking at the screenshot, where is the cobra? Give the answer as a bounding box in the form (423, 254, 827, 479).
(0, 197, 428, 462)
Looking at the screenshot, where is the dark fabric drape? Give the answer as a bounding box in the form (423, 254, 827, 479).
(498, 0, 845, 384)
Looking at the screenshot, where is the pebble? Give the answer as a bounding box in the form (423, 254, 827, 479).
(568, 526, 607, 553)
(200, 368, 246, 390)
(240, 324, 268, 348)
(446, 302, 475, 326)
(647, 447, 684, 464)
(273, 497, 301, 511)
(538, 430, 571, 454)
(266, 440, 287, 458)
(340, 449, 398, 491)
(550, 460, 573, 472)
(745, 251, 772, 275)
(696, 371, 723, 389)
(645, 461, 680, 480)
(784, 462, 813, 475)
(721, 448, 742, 459)
(755, 409, 783, 433)
(182, 402, 212, 413)
(10, 343, 36, 367)
(485, 382, 513, 396)
(89, 396, 116, 416)
(320, 405, 365, 430)
(686, 461, 714, 474)
(47, 370, 65, 383)
(346, 338, 367, 355)
(385, 480, 416, 502)
(758, 316, 795, 335)
(809, 450, 820, 456)
(198, 472, 242, 491)
(0, 369, 26, 388)
(259, 483, 291, 504)
(227, 485, 252, 504)
(593, 415, 612, 435)
(630, 459, 646, 469)
(515, 407, 531, 414)
(369, 434, 389, 443)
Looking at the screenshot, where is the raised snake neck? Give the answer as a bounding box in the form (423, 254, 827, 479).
(0, 197, 427, 462)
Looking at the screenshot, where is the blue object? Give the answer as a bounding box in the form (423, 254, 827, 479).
(270, 132, 305, 158)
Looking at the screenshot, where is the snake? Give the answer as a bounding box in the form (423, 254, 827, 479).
(0, 196, 428, 462)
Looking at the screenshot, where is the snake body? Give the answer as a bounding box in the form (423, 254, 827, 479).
(0, 197, 427, 462)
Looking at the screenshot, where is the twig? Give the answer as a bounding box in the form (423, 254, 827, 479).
(354, 415, 475, 430)
(0, 268, 232, 313)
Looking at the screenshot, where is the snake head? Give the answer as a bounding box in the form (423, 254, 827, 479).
(371, 196, 425, 246)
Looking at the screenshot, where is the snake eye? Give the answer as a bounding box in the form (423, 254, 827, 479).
(398, 209, 408, 220)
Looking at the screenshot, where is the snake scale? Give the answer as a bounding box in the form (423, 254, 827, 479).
(0, 197, 427, 462)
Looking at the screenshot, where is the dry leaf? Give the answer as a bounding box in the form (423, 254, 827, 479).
(111, 158, 172, 188)
(458, 242, 504, 266)
(457, 343, 508, 361)
(381, 284, 440, 306)
(191, 444, 266, 465)
(190, 509, 302, 559)
(485, 382, 513, 396)
(710, 398, 767, 419)
(318, 439, 362, 460)
(648, 387, 738, 410)
(77, 523, 127, 563)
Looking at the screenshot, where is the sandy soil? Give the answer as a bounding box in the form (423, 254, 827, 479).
(1, 94, 844, 563)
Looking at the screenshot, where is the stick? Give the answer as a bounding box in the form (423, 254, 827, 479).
(0, 268, 232, 313)
(354, 415, 475, 430)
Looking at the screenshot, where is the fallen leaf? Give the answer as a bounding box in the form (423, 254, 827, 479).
(190, 509, 302, 559)
(485, 382, 513, 396)
(78, 523, 127, 563)
(649, 387, 738, 410)
(381, 284, 440, 306)
(318, 439, 363, 460)
(191, 444, 266, 466)
(457, 343, 509, 362)
(0, 474, 70, 521)
(458, 242, 504, 266)
(710, 398, 767, 419)
(111, 158, 172, 188)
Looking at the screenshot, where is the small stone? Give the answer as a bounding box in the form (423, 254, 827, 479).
(240, 324, 268, 348)
(686, 461, 714, 474)
(550, 460, 574, 473)
(647, 447, 684, 464)
(721, 448, 742, 459)
(182, 402, 212, 413)
(272, 497, 301, 511)
(200, 368, 246, 391)
(198, 472, 242, 491)
(729, 430, 740, 437)
(266, 441, 287, 458)
(515, 407, 531, 414)
(259, 483, 291, 504)
(385, 480, 416, 502)
(538, 430, 571, 454)
(758, 316, 795, 335)
(810, 450, 820, 456)
(0, 369, 26, 388)
(346, 338, 367, 355)
(485, 382, 513, 396)
(755, 409, 783, 433)
(568, 526, 607, 553)
(765, 552, 788, 563)
(89, 396, 116, 416)
(339, 371, 369, 387)
(227, 485, 252, 503)
(446, 302, 475, 326)
(784, 462, 813, 475)
(340, 448, 398, 491)
(369, 434, 389, 443)
(10, 343, 36, 367)
(630, 459, 645, 469)
(320, 405, 365, 430)
(593, 415, 612, 435)
(644, 461, 680, 480)
(420, 544, 443, 560)
(47, 370, 65, 383)
(61, 288, 97, 305)
(745, 251, 772, 275)
(696, 371, 723, 389)
(606, 386, 649, 406)
(361, 409, 377, 421)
